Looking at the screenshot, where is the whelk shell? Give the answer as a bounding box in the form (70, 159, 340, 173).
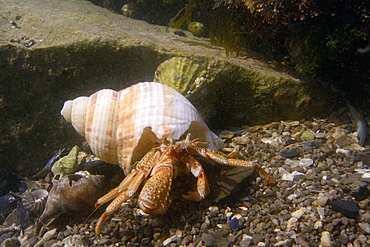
(61, 82, 222, 174)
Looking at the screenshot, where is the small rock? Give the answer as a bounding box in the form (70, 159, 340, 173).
(315, 132, 325, 139)
(208, 206, 219, 215)
(295, 237, 310, 247)
(280, 149, 300, 158)
(339, 230, 349, 244)
(229, 217, 239, 231)
(1, 238, 20, 247)
(358, 222, 370, 234)
(299, 158, 314, 167)
(312, 196, 328, 206)
(201, 233, 214, 246)
(287, 208, 306, 229)
(181, 235, 192, 246)
(252, 234, 263, 244)
(305, 169, 316, 179)
(301, 130, 315, 141)
(282, 171, 305, 181)
(316, 207, 325, 219)
(240, 234, 252, 247)
(333, 130, 351, 147)
(320, 231, 332, 247)
(314, 220, 323, 229)
(331, 200, 359, 218)
(162, 235, 178, 246)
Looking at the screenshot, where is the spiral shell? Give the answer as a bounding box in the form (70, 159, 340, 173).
(22, 189, 48, 216)
(61, 82, 222, 174)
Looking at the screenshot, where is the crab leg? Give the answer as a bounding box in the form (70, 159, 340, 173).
(95, 149, 161, 234)
(96, 191, 130, 234)
(226, 158, 276, 184)
(180, 154, 210, 201)
(192, 146, 276, 184)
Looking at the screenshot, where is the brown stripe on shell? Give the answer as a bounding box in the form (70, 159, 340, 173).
(85, 92, 97, 136)
(85, 90, 119, 164)
(117, 83, 143, 174)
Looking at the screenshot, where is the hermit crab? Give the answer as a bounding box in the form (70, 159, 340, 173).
(61, 82, 275, 234)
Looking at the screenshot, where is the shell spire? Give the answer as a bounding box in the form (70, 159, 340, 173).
(61, 96, 89, 137)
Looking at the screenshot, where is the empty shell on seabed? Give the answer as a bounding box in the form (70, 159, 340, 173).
(61, 82, 222, 175)
(22, 189, 49, 216)
(39, 172, 105, 225)
(51, 145, 79, 178)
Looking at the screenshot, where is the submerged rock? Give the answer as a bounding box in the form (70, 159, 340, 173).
(331, 200, 359, 219)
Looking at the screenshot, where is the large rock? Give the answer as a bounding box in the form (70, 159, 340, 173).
(0, 0, 338, 176)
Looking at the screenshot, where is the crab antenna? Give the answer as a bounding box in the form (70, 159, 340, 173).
(84, 207, 101, 224)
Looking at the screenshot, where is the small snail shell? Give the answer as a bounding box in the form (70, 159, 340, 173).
(22, 189, 48, 216)
(61, 82, 222, 174)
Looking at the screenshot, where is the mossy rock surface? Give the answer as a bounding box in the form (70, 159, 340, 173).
(0, 0, 338, 177)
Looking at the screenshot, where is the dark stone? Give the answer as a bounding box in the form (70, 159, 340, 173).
(331, 200, 359, 219)
(230, 217, 239, 231)
(201, 233, 215, 247)
(279, 148, 300, 158)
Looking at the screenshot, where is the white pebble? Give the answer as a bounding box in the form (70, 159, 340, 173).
(34, 228, 57, 247)
(282, 173, 295, 181)
(225, 212, 233, 219)
(287, 208, 306, 230)
(335, 148, 351, 156)
(242, 234, 253, 241)
(208, 206, 219, 214)
(299, 158, 314, 167)
(320, 231, 331, 247)
(285, 158, 299, 167)
(314, 220, 323, 229)
(287, 194, 298, 200)
(291, 207, 306, 218)
(317, 207, 326, 219)
(162, 235, 178, 246)
(274, 240, 291, 246)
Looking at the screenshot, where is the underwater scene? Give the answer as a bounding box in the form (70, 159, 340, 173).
(0, 0, 369, 246)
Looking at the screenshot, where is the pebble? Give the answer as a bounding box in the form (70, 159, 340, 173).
(299, 158, 314, 167)
(312, 196, 329, 206)
(320, 231, 332, 247)
(229, 217, 239, 231)
(358, 222, 370, 234)
(331, 200, 359, 218)
(339, 230, 349, 244)
(201, 233, 214, 246)
(301, 130, 315, 141)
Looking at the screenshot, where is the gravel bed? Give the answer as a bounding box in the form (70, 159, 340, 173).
(1, 112, 369, 247)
